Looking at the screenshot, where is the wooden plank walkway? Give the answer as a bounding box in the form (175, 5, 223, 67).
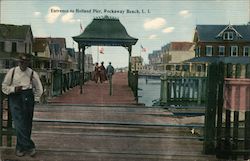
(0, 105, 220, 161)
(48, 72, 139, 106)
(0, 72, 223, 160)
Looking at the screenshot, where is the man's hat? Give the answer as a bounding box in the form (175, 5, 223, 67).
(19, 53, 31, 61)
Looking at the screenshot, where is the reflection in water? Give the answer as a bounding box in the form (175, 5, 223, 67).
(138, 77, 161, 107)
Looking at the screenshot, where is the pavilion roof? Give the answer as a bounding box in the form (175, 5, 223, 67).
(73, 16, 138, 46)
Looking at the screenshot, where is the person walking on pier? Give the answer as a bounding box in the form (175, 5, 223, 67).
(106, 62, 114, 79)
(99, 61, 107, 83)
(106, 62, 115, 95)
(93, 62, 100, 83)
(2, 53, 43, 157)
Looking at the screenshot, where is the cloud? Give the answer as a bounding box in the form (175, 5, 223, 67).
(144, 18, 166, 30)
(179, 10, 191, 18)
(33, 12, 41, 17)
(46, 6, 61, 23)
(148, 34, 157, 39)
(61, 13, 77, 23)
(162, 27, 175, 33)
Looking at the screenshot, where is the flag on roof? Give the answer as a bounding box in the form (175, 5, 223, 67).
(141, 45, 146, 52)
(99, 47, 104, 54)
(80, 23, 83, 32)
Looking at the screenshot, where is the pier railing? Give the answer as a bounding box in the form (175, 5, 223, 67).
(0, 68, 85, 146)
(160, 72, 207, 106)
(0, 73, 14, 146)
(204, 62, 250, 160)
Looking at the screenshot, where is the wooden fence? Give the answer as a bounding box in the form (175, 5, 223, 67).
(160, 62, 250, 159)
(204, 62, 250, 160)
(160, 73, 207, 106)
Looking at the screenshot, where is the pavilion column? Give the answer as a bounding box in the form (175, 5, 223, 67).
(79, 45, 86, 94)
(78, 45, 83, 94)
(128, 46, 132, 72)
(128, 46, 132, 86)
(82, 46, 86, 85)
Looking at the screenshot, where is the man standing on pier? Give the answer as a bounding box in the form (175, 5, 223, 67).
(106, 62, 114, 95)
(2, 53, 43, 157)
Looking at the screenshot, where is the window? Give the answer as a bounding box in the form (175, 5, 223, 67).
(12, 42, 17, 52)
(205, 46, 213, 56)
(223, 31, 234, 40)
(29, 44, 31, 54)
(4, 60, 9, 68)
(25, 43, 27, 53)
(0, 42, 4, 51)
(231, 46, 238, 56)
(195, 46, 201, 57)
(218, 46, 225, 56)
(175, 65, 180, 71)
(243, 46, 250, 56)
(197, 65, 202, 72)
(183, 65, 189, 71)
(166, 65, 171, 70)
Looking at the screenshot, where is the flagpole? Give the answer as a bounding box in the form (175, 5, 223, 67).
(80, 22, 81, 34)
(97, 46, 99, 63)
(140, 44, 142, 58)
(80, 21, 83, 34)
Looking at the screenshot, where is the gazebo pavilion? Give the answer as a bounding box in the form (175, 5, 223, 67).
(72, 16, 138, 93)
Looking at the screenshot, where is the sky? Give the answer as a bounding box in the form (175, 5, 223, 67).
(0, 0, 249, 68)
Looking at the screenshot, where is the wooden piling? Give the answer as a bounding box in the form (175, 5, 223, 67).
(244, 64, 250, 160)
(204, 63, 218, 154)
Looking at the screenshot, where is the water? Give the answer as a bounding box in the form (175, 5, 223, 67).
(138, 77, 161, 107)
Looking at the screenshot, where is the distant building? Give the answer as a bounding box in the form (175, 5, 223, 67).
(163, 42, 195, 71)
(147, 42, 195, 72)
(75, 52, 93, 73)
(131, 56, 143, 71)
(191, 24, 250, 64)
(47, 37, 68, 69)
(0, 24, 33, 72)
(148, 50, 162, 71)
(32, 38, 50, 70)
(167, 42, 195, 63)
(85, 54, 93, 73)
(185, 24, 250, 74)
(32, 37, 78, 71)
(66, 48, 78, 70)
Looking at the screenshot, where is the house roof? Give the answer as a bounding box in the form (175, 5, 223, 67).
(186, 56, 250, 64)
(148, 50, 161, 59)
(33, 37, 66, 55)
(73, 16, 138, 46)
(49, 38, 66, 49)
(34, 37, 66, 48)
(33, 38, 48, 52)
(0, 24, 32, 40)
(195, 24, 250, 42)
(170, 42, 194, 51)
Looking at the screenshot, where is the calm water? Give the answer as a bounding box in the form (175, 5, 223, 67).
(138, 77, 161, 107)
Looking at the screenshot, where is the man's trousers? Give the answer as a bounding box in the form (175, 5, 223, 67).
(8, 89, 35, 151)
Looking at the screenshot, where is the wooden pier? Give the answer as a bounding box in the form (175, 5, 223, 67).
(0, 105, 219, 161)
(0, 72, 222, 160)
(48, 72, 138, 105)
